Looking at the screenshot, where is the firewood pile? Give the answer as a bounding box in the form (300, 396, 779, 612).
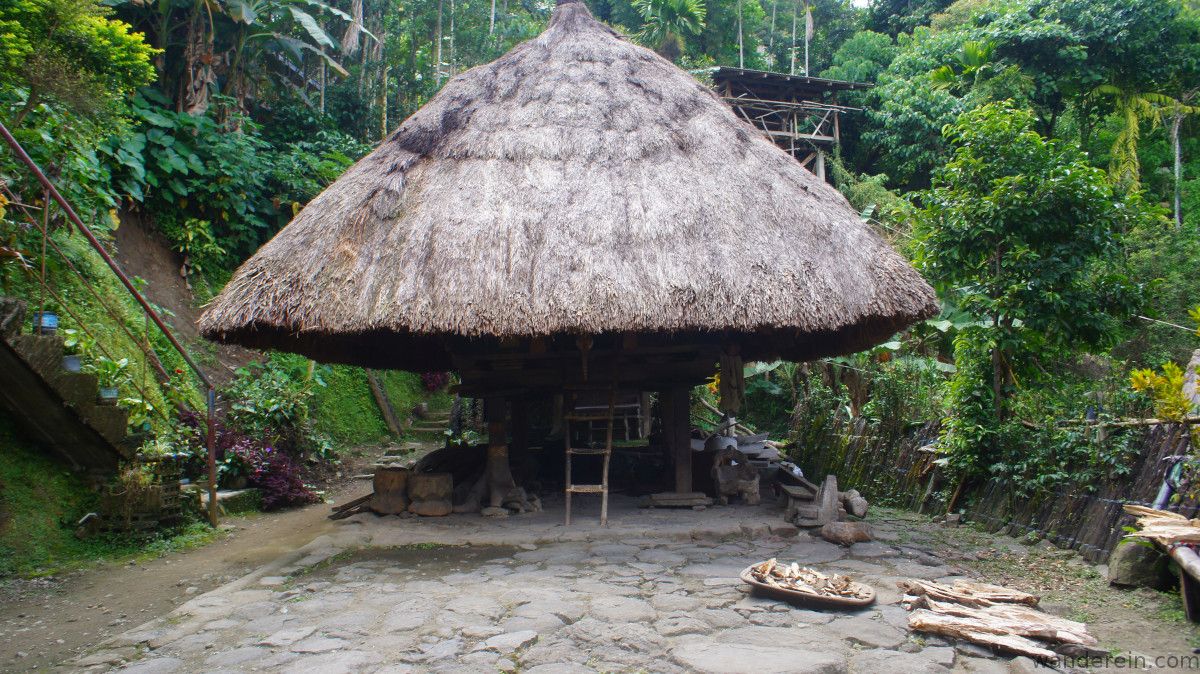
(1123, 504, 1200, 545)
(899, 579, 1098, 662)
(748, 559, 872, 601)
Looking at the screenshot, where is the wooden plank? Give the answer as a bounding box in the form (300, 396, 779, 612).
(330, 493, 371, 513)
(366, 370, 402, 436)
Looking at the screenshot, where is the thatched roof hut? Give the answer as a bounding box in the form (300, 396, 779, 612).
(199, 0, 937, 375)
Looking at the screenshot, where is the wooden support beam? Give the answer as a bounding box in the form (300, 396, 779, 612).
(510, 397, 529, 461)
(485, 397, 514, 509)
(662, 386, 693, 494)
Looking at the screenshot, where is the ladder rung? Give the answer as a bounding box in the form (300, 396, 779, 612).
(567, 446, 610, 455)
(564, 414, 613, 422)
(567, 484, 606, 493)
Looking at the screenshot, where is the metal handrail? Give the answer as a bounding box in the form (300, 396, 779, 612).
(0, 120, 220, 526)
(3, 185, 175, 419)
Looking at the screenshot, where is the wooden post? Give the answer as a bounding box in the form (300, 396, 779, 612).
(640, 391, 652, 438)
(663, 386, 692, 494)
(510, 397, 529, 478)
(550, 393, 564, 438)
(484, 397, 513, 509)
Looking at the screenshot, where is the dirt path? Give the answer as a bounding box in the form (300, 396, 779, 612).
(0, 474, 374, 673)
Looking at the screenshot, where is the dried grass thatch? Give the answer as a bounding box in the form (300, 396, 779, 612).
(200, 0, 938, 371)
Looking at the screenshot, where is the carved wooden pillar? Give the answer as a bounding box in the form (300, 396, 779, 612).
(484, 397, 515, 508)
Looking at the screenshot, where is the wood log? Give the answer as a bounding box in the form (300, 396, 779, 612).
(898, 579, 1039, 608)
(699, 398, 756, 434)
(408, 472, 453, 503)
(1123, 504, 1200, 545)
(370, 467, 409, 515)
(328, 502, 370, 520)
(330, 493, 371, 513)
(907, 610, 1059, 662)
(366, 370, 403, 435)
(906, 595, 1095, 646)
(1058, 414, 1200, 428)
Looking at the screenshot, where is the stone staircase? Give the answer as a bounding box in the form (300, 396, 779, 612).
(0, 298, 133, 473)
(408, 409, 452, 437)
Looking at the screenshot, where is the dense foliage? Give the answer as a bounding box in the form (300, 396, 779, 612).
(1, 0, 1199, 522)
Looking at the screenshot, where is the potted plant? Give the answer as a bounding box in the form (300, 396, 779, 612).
(32, 306, 58, 335)
(86, 356, 130, 405)
(61, 328, 94, 373)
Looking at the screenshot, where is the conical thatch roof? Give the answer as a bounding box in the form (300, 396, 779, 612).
(200, 0, 937, 371)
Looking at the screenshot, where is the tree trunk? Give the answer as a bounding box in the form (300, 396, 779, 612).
(10, 89, 39, 128)
(435, 0, 444, 84)
(1174, 111, 1184, 229)
(341, 0, 364, 55)
(379, 65, 388, 140)
(449, 0, 457, 77)
(182, 5, 215, 115)
(769, 0, 777, 51)
(319, 51, 326, 113)
(991, 345, 1004, 423)
(790, 0, 798, 75)
(490, 0, 496, 35)
(737, 0, 745, 69)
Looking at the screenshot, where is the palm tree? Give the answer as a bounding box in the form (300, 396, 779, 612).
(632, 0, 707, 62)
(1169, 90, 1197, 227)
(930, 41, 996, 93)
(1091, 84, 1199, 193)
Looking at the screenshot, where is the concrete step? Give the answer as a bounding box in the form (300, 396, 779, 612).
(76, 402, 130, 448)
(50, 371, 102, 408)
(0, 303, 132, 471)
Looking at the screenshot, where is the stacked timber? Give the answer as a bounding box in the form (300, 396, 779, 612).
(899, 579, 1098, 662)
(1123, 504, 1200, 545)
(1123, 504, 1200, 622)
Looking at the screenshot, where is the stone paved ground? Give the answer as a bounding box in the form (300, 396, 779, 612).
(66, 499, 1061, 674)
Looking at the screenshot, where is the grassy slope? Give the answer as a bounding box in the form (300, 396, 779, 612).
(0, 412, 218, 578)
(0, 229, 451, 576)
(2, 228, 205, 432)
(309, 367, 451, 446)
(0, 413, 97, 576)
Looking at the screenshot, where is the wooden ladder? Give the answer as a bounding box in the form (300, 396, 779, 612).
(563, 385, 616, 526)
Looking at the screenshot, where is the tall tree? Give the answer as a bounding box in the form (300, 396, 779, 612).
(1090, 85, 1200, 192)
(915, 102, 1148, 475)
(0, 0, 157, 127)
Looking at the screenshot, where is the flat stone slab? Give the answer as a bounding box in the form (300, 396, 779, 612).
(671, 642, 846, 674)
(851, 648, 951, 673)
(476, 630, 539, 653)
(259, 626, 316, 647)
(70, 499, 1054, 674)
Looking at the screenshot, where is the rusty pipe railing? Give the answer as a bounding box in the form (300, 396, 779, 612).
(0, 120, 221, 526)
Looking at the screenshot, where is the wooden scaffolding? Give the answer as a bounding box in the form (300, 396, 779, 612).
(709, 67, 870, 180)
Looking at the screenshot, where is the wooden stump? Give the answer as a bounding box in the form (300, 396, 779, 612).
(407, 472, 453, 517)
(370, 467, 409, 515)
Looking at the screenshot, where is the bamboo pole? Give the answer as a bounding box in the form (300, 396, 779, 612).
(1058, 416, 1200, 428)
